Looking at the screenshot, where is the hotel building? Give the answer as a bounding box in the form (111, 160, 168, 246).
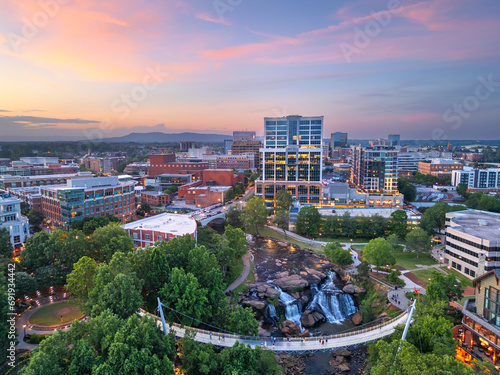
(256, 115, 323, 206)
(0, 195, 30, 248)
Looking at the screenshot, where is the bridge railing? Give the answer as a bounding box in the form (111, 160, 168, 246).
(140, 308, 408, 343)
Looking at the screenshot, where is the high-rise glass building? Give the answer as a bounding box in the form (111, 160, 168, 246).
(331, 132, 348, 148)
(255, 115, 323, 206)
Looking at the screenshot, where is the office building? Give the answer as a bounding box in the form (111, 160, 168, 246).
(398, 152, 426, 172)
(350, 141, 399, 193)
(123, 162, 150, 176)
(0, 172, 93, 190)
(179, 141, 195, 151)
(122, 213, 197, 248)
(452, 167, 500, 190)
(141, 191, 171, 206)
(84, 156, 126, 174)
(149, 154, 208, 180)
(231, 140, 262, 169)
(0, 195, 30, 248)
(233, 131, 256, 141)
(331, 132, 348, 149)
(388, 134, 400, 146)
(418, 159, 463, 177)
(444, 210, 500, 279)
(256, 115, 323, 205)
(184, 185, 231, 207)
(224, 140, 233, 154)
(41, 176, 136, 228)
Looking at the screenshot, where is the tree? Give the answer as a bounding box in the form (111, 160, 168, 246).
(225, 188, 236, 202)
(273, 210, 289, 237)
(275, 190, 294, 211)
(426, 269, 464, 302)
(14, 272, 37, 297)
(243, 196, 268, 235)
(324, 242, 353, 266)
(159, 268, 209, 326)
(234, 183, 245, 196)
(90, 223, 134, 263)
(165, 185, 178, 195)
(136, 202, 151, 217)
(225, 205, 245, 229)
(405, 228, 431, 259)
(420, 202, 467, 235)
(457, 183, 469, 198)
(387, 269, 402, 284)
(34, 265, 60, 288)
(386, 233, 402, 252)
(116, 161, 127, 173)
(249, 172, 259, 183)
(363, 238, 395, 271)
(65, 256, 98, 309)
(228, 306, 259, 335)
(27, 209, 43, 230)
(295, 206, 321, 237)
(390, 210, 408, 239)
(0, 228, 12, 258)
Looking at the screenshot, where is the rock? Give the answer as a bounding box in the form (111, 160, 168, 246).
(242, 299, 266, 310)
(343, 284, 365, 294)
(273, 274, 309, 292)
(264, 286, 281, 299)
(336, 355, 345, 363)
(338, 363, 350, 372)
(280, 320, 301, 336)
(277, 241, 288, 247)
(275, 271, 289, 279)
(300, 329, 310, 337)
(300, 309, 325, 328)
(257, 292, 265, 299)
(304, 268, 327, 283)
(340, 349, 352, 357)
(277, 355, 306, 375)
(351, 311, 362, 325)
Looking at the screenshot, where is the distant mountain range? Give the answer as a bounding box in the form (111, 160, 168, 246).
(82, 132, 232, 143)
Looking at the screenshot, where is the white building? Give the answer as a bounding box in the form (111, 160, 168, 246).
(121, 213, 197, 248)
(452, 167, 500, 189)
(398, 152, 426, 172)
(444, 210, 500, 279)
(0, 195, 30, 248)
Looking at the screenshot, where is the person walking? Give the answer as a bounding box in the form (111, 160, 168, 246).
(210, 332, 212, 340)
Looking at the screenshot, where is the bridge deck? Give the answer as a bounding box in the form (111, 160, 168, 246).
(141, 309, 409, 353)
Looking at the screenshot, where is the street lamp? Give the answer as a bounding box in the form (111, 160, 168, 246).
(23, 324, 26, 336)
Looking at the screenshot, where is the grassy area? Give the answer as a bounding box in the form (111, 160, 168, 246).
(441, 267, 474, 288)
(458, 295, 475, 307)
(259, 227, 324, 252)
(351, 244, 366, 251)
(392, 251, 437, 270)
(410, 268, 440, 284)
(29, 301, 82, 326)
(232, 257, 255, 294)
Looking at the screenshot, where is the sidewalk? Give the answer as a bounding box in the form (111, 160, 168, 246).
(225, 254, 252, 293)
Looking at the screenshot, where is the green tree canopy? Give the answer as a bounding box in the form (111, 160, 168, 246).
(295, 206, 322, 237)
(272, 209, 289, 237)
(405, 228, 432, 259)
(363, 238, 395, 270)
(390, 210, 408, 239)
(275, 190, 294, 211)
(243, 195, 268, 235)
(225, 204, 245, 229)
(324, 242, 353, 266)
(0, 228, 12, 258)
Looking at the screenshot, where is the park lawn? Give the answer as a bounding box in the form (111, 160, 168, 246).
(392, 251, 437, 270)
(29, 301, 82, 326)
(410, 268, 441, 284)
(233, 260, 256, 294)
(259, 227, 324, 252)
(441, 267, 474, 288)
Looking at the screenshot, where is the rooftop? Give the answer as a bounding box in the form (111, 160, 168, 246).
(121, 213, 196, 236)
(0, 172, 93, 180)
(141, 191, 169, 196)
(447, 210, 500, 244)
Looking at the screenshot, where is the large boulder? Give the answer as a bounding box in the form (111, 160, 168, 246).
(242, 299, 266, 311)
(304, 268, 327, 284)
(342, 284, 365, 294)
(273, 274, 309, 292)
(248, 283, 281, 299)
(280, 320, 301, 336)
(264, 286, 281, 299)
(300, 309, 325, 328)
(351, 311, 362, 325)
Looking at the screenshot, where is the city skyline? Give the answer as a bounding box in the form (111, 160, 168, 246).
(1, 0, 499, 141)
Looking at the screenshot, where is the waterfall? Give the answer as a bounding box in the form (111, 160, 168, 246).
(274, 286, 304, 331)
(307, 271, 357, 324)
(267, 304, 278, 322)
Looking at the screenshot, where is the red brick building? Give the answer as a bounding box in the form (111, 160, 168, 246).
(202, 169, 244, 186)
(121, 213, 197, 248)
(149, 154, 207, 180)
(418, 159, 463, 177)
(178, 181, 203, 199)
(141, 191, 171, 206)
(185, 186, 230, 207)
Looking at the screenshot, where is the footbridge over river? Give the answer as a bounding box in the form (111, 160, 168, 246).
(141, 299, 411, 354)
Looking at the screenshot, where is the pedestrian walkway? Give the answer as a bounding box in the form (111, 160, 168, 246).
(224, 254, 252, 293)
(388, 288, 425, 310)
(143, 308, 410, 353)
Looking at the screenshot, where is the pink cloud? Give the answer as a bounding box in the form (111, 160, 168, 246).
(195, 13, 231, 26)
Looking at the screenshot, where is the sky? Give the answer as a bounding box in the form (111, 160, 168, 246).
(0, 0, 499, 141)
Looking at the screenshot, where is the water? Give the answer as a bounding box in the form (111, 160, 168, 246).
(307, 271, 357, 324)
(274, 286, 304, 331)
(267, 304, 278, 322)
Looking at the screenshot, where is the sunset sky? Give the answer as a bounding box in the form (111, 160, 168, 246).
(0, 0, 499, 141)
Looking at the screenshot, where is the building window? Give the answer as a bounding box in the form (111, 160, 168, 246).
(132, 233, 138, 239)
(145, 234, 150, 240)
